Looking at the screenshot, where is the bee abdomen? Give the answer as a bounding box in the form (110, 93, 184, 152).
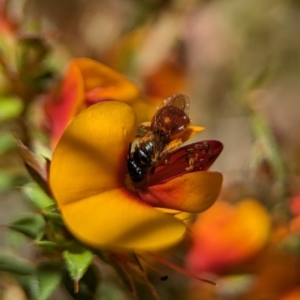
(127, 158, 146, 182)
(133, 141, 155, 166)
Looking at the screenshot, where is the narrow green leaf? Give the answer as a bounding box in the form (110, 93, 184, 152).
(35, 240, 59, 250)
(63, 245, 94, 282)
(250, 112, 288, 200)
(22, 182, 55, 210)
(28, 263, 62, 300)
(0, 254, 34, 275)
(42, 210, 64, 225)
(9, 214, 45, 239)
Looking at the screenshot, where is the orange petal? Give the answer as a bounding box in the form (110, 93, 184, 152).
(144, 59, 187, 99)
(138, 171, 223, 213)
(177, 125, 205, 143)
(186, 199, 271, 273)
(61, 188, 186, 250)
(74, 58, 141, 104)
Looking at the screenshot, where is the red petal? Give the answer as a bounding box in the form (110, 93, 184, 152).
(147, 140, 223, 186)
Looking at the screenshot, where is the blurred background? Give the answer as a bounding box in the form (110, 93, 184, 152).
(1, 0, 300, 299)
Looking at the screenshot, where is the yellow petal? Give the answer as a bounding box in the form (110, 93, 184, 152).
(61, 188, 186, 250)
(73, 58, 141, 104)
(173, 125, 205, 144)
(50, 101, 186, 250)
(138, 171, 223, 213)
(50, 101, 137, 205)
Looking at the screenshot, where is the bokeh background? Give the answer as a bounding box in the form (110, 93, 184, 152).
(1, 0, 300, 299)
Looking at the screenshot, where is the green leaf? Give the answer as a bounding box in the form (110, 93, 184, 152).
(9, 214, 45, 239)
(0, 254, 34, 275)
(28, 263, 62, 300)
(250, 112, 288, 200)
(35, 240, 60, 250)
(42, 210, 64, 225)
(22, 182, 55, 210)
(63, 245, 94, 283)
(42, 204, 65, 225)
(63, 265, 99, 300)
(0, 96, 23, 121)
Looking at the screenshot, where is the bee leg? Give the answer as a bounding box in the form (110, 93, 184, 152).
(139, 121, 151, 131)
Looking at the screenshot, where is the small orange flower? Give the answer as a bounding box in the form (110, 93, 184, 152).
(45, 57, 188, 148)
(50, 100, 223, 251)
(45, 58, 141, 145)
(186, 198, 271, 274)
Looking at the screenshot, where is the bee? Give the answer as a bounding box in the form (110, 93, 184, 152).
(127, 94, 191, 185)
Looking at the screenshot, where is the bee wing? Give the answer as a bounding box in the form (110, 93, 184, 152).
(156, 94, 190, 115)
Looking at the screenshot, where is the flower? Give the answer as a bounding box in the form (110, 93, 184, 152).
(45, 58, 142, 145)
(50, 100, 223, 251)
(45, 56, 186, 147)
(186, 198, 271, 274)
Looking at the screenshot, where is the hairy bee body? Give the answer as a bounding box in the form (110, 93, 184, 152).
(127, 94, 190, 184)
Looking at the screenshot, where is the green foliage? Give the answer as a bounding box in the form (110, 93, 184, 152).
(0, 254, 34, 275)
(27, 263, 62, 300)
(22, 182, 55, 210)
(35, 240, 60, 250)
(63, 265, 99, 300)
(250, 112, 288, 200)
(9, 214, 45, 239)
(63, 244, 94, 284)
(42, 209, 64, 224)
